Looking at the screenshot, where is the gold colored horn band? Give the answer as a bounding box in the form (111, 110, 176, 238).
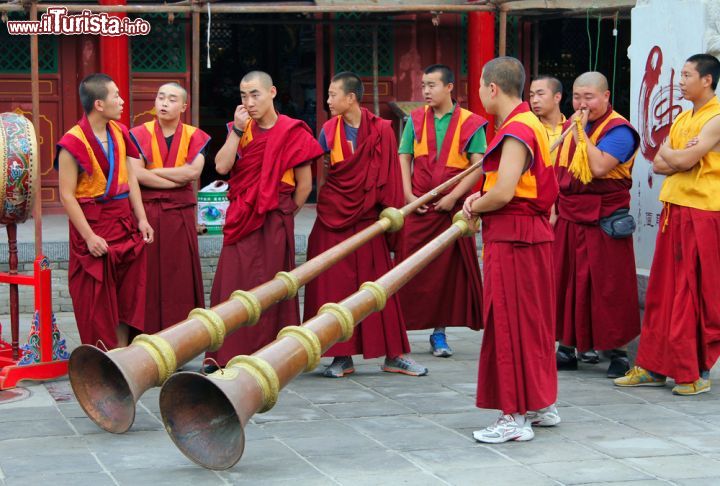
(379, 207, 404, 233)
(189, 308, 227, 351)
(275, 271, 300, 300)
(277, 326, 322, 372)
(452, 211, 473, 237)
(230, 290, 262, 326)
(132, 334, 177, 385)
(359, 281, 388, 312)
(226, 355, 280, 413)
(318, 303, 355, 342)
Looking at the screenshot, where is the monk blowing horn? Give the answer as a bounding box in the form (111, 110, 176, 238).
(158, 211, 477, 470)
(68, 155, 487, 434)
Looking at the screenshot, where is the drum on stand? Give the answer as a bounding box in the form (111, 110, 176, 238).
(0, 112, 38, 226)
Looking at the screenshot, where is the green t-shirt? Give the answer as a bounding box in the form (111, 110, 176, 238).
(398, 105, 487, 155)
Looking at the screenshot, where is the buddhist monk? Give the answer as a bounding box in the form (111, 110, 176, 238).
(206, 71, 323, 367)
(129, 83, 210, 333)
(463, 57, 560, 443)
(304, 71, 427, 378)
(397, 64, 486, 357)
(529, 75, 566, 162)
(615, 53, 720, 395)
(553, 72, 641, 378)
(57, 73, 153, 349)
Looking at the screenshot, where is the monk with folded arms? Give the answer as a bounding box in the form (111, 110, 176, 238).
(615, 54, 720, 396)
(130, 83, 210, 334)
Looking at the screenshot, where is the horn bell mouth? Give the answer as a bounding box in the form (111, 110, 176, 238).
(160, 371, 245, 470)
(69, 344, 136, 434)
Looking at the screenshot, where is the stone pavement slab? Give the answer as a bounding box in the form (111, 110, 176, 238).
(2, 315, 720, 485)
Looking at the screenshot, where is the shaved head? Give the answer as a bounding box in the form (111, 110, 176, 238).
(241, 71, 274, 89)
(573, 71, 609, 91)
(481, 56, 525, 98)
(158, 82, 187, 102)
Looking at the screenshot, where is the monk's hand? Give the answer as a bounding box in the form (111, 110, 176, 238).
(462, 192, 482, 220)
(406, 193, 429, 214)
(570, 108, 588, 143)
(85, 233, 108, 258)
(138, 220, 154, 244)
(234, 105, 250, 132)
(433, 193, 457, 213)
(549, 212, 558, 227)
(467, 217, 481, 234)
(685, 137, 699, 148)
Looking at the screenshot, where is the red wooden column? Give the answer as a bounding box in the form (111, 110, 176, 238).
(468, 11, 495, 141)
(99, 0, 131, 127)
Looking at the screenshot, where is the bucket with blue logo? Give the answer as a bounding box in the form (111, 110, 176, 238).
(197, 180, 229, 234)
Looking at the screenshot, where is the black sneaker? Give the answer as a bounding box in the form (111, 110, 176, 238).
(579, 350, 600, 364)
(556, 348, 578, 371)
(607, 356, 630, 378)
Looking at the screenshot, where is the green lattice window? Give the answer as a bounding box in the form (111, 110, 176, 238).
(131, 13, 187, 72)
(0, 14, 58, 73)
(334, 13, 393, 76)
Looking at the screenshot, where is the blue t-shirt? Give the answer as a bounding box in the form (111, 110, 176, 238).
(318, 122, 359, 153)
(592, 125, 637, 163)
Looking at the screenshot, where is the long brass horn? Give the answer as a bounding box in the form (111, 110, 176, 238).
(159, 212, 476, 470)
(69, 158, 484, 434)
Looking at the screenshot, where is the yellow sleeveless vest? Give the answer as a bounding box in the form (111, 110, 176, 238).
(659, 96, 720, 211)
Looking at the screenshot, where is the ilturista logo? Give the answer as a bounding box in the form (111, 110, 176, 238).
(6, 8, 151, 36)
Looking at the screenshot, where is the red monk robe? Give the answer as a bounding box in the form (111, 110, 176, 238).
(130, 120, 210, 333)
(56, 115, 146, 348)
(553, 107, 641, 352)
(396, 105, 485, 331)
(207, 115, 323, 365)
(633, 96, 720, 385)
(303, 108, 410, 358)
(476, 102, 559, 414)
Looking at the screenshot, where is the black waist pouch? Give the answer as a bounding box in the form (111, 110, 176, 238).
(599, 208, 636, 239)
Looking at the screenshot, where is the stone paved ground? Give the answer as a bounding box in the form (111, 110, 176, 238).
(0, 311, 719, 485)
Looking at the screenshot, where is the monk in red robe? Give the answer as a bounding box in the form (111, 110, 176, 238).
(397, 64, 486, 358)
(553, 72, 641, 378)
(464, 57, 559, 443)
(615, 54, 720, 396)
(130, 83, 210, 333)
(56, 73, 154, 349)
(303, 71, 427, 378)
(207, 71, 322, 366)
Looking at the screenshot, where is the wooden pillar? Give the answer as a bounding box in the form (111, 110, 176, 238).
(532, 20, 539, 78)
(99, 0, 131, 127)
(191, 4, 200, 127)
(467, 11, 495, 141)
(522, 20, 532, 97)
(372, 25, 380, 116)
(30, 1, 42, 241)
(498, 9, 507, 57)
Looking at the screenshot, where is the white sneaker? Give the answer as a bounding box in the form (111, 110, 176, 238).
(526, 404, 561, 427)
(472, 414, 534, 443)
